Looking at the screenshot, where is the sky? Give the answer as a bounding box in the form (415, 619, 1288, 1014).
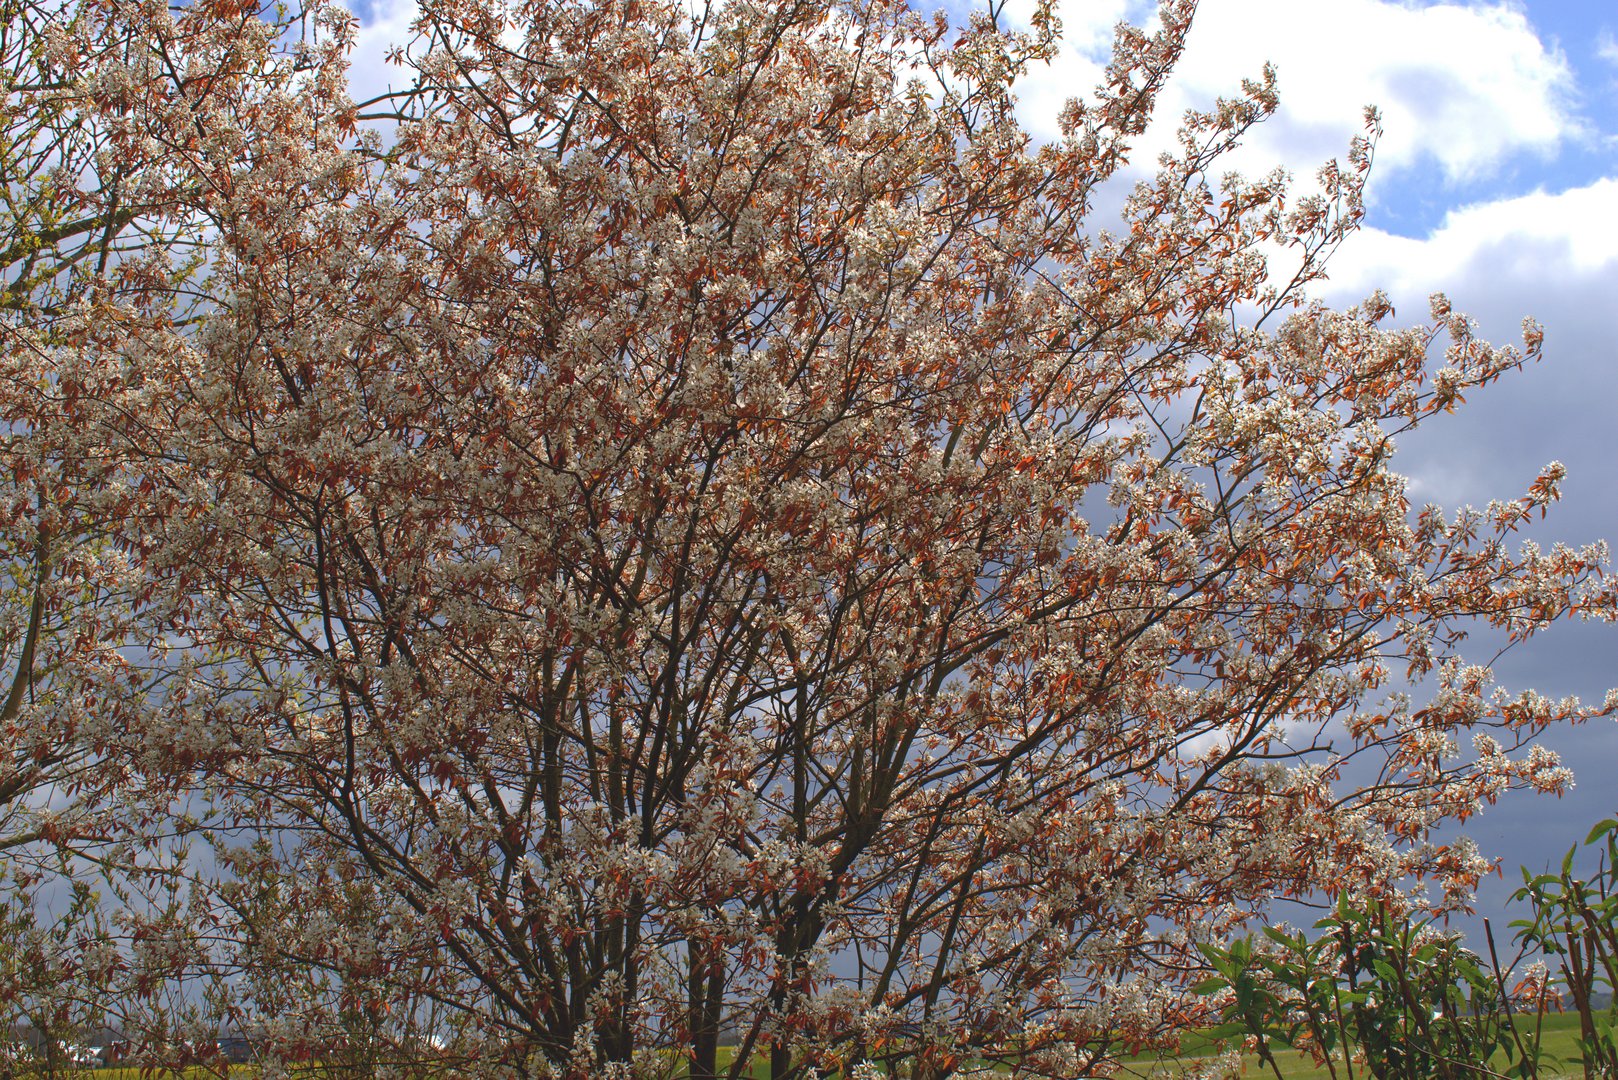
(340, 0, 1618, 943)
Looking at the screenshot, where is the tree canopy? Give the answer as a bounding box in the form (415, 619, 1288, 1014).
(0, 0, 1612, 1075)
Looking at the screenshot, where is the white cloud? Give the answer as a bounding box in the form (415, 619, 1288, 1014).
(1313, 177, 1618, 518)
(344, 0, 421, 110)
(1599, 29, 1618, 70)
(1045, 0, 1142, 55)
(1017, 0, 1581, 186)
(1322, 177, 1618, 299)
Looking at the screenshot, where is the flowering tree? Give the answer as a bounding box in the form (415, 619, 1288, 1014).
(0, 2, 206, 1066)
(30, 0, 1618, 1075)
(0, 0, 157, 868)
